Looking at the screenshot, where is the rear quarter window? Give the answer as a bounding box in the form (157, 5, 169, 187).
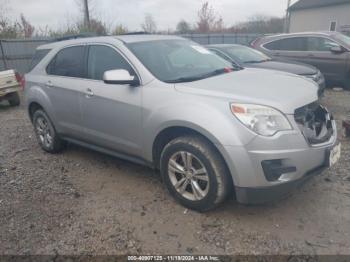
(29, 49, 51, 71)
(46, 46, 86, 78)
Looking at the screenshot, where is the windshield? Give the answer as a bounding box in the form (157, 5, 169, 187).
(127, 40, 233, 83)
(335, 33, 350, 47)
(222, 45, 271, 63)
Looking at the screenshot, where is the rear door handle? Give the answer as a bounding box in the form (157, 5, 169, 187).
(86, 88, 94, 98)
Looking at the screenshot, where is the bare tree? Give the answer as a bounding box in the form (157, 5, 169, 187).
(0, 1, 22, 38)
(77, 18, 107, 35)
(212, 16, 224, 32)
(35, 25, 50, 37)
(232, 14, 284, 34)
(0, 0, 10, 19)
(20, 14, 35, 38)
(113, 24, 128, 35)
(141, 14, 157, 33)
(176, 19, 191, 34)
(196, 2, 216, 33)
(0, 19, 19, 38)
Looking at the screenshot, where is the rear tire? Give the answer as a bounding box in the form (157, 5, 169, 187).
(160, 135, 232, 212)
(8, 92, 20, 106)
(33, 109, 65, 153)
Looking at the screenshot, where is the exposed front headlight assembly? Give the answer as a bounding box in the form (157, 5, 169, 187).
(230, 103, 292, 136)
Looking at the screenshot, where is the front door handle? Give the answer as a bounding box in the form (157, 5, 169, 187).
(86, 88, 94, 98)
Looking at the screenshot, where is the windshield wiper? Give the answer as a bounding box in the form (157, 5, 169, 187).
(245, 59, 271, 64)
(166, 67, 235, 83)
(245, 60, 263, 64)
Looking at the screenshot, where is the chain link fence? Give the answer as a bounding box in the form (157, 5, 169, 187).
(0, 38, 50, 73)
(0, 33, 262, 74)
(181, 33, 261, 45)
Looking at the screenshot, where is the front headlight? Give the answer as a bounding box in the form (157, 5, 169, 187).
(230, 103, 292, 136)
(304, 71, 322, 82)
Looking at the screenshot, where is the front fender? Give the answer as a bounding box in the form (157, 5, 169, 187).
(142, 100, 256, 162)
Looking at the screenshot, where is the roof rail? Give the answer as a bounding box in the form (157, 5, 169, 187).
(119, 31, 151, 35)
(53, 33, 99, 42)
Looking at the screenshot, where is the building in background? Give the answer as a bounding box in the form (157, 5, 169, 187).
(288, 0, 350, 34)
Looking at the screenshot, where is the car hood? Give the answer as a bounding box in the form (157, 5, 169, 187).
(244, 60, 318, 75)
(174, 68, 318, 114)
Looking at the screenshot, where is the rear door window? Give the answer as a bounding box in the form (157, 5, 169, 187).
(87, 45, 134, 80)
(47, 46, 86, 78)
(30, 49, 51, 71)
(264, 37, 307, 51)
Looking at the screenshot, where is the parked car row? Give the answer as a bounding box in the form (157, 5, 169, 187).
(252, 31, 350, 89)
(206, 44, 326, 96)
(23, 34, 341, 211)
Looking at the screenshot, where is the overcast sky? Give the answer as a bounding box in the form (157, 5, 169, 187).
(4, 0, 295, 31)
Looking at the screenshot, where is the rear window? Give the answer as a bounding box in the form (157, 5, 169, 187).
(30, 49, 51, 71)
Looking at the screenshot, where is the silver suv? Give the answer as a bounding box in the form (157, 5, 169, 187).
(25, 35, 341, 211)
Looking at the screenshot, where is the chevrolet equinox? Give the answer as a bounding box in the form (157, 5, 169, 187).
(25, 35, 341, 211)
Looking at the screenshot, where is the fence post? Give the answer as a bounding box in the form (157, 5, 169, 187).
(0, 40, 8, 70)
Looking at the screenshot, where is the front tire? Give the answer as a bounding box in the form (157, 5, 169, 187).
(33, 109, 65, 153)
(8, 92, 20, 106)
(160, 135, 232, 212)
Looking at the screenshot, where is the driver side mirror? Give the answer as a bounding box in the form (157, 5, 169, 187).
(103, 69, 140, 86)
(330, 45, 344, 54)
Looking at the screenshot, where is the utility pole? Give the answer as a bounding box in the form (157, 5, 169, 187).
(284, 0, 292, 33)
(83, 0, 90, 29)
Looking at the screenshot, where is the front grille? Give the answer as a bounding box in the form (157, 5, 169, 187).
(294, 102, 334, 145)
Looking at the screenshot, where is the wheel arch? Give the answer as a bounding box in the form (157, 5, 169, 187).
(151, 125, 236, 189)
(26, 85, 56, 124)
(28, 101, 44, 122)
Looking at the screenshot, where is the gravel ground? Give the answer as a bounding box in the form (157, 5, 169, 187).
(0, 90, 349, 255)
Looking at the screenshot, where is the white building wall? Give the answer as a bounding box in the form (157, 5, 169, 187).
(289, 4, 350, 33)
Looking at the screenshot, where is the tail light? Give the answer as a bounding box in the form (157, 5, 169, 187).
(15, 71, 25, 90)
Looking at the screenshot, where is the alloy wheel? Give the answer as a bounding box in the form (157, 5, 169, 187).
(35, 116, 53, 148)
(168, 151, 209, 201)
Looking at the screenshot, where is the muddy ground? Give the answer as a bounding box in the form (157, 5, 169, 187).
(0, 90, 349, 255)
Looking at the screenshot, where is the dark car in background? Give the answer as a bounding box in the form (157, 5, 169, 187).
(251, 32, 350, 89)
(207, 44, 325, 96)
